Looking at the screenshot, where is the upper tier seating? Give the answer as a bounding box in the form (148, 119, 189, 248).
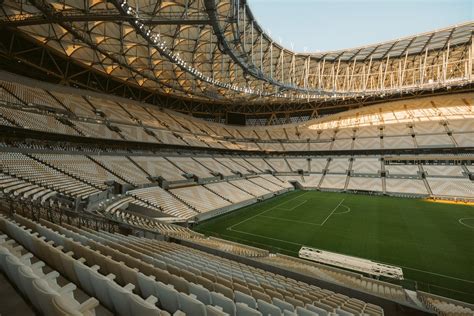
(265, 158, 292, 173)
(452, 132, 474, 147)
(446, 118, 474, 133)
(281, 142, 309, 151)
(267, 128, 287, 141)
(309, 142, 332, 151)
(91, 156, 151, 186)
(117, 102, 164, 129)
(113, 123, 160, 143)
(152, 129, 187, 146)
(194, 158, 235, 177)
(130, 156, 187, 182)
(352, 137, 382, 150)
(32, 154, 122, 189)
(332, 138, 353, 151)
(231, 158, 261, 173)
(171, 157, 215, 179)
(1, 73, 473, 154)
(213, 158, 250, 175)
(48, 91, 96, 117)
(382, 136, 415, 149)
(381, 124, 411, 136)
(0, 80, 65, 110)
(0, 115, 15, 126)
(74, 121, 124, 140)
(355, 126, 380, 138)
(416, 134, 454, 147)
(87, 96, 134, 124)
(412, 121, 447, 134)
(258, 142, 284, 151)
(0, 106, 81, 136)
(286, 158, 309, 172)
(245, 158, 274, 173)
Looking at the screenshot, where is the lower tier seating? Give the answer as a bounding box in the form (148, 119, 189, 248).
(347, 177, 382, 192)
(1, 213, 387, 316)
(170, 186, 231, 213)
(385, 179, 428, 195)
(417, 291, 474, 316)
(320, 175, 347, 190)
(427, 178, 474, 198)
(128, 187, 197, 219)
(229, 179, 272, 198)
(204, 182, 255, 204)
(257, 254, 407, 303)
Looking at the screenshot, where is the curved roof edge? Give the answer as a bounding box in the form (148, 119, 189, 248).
(245, 0, 473, 61)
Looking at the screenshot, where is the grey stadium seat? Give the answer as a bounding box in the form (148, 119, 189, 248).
(189, 282, 212, 305)
(211, 291, 236, 316)
(305, 304, 329, 316)
(236, 302, 262, 316)
(235, 290, 257, 309)
(178, 292, 207, 316)
(296, 306, 320, 316)
(257, 299, 282, 316)
(273, 297, 295, 313)
(156, 281, 180, 313)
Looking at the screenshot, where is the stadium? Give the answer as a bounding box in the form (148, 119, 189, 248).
(0, 0, 473, 315)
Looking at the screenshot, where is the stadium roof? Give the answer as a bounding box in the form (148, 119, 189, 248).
(0, 0, 473, 120)
(307, 23, 473, 61)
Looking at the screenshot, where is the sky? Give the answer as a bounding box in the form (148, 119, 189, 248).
(248, 0, 473, 52)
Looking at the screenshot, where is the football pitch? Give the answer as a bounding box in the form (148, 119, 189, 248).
(193, 190, 474, 303)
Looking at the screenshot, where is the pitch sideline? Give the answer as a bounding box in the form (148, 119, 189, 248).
(224, 228, 474, 284)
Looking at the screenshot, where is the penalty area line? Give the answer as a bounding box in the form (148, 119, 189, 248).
(227, 191, 310, 231)
(258, 215, 323, 226)
(334, 204, 351, 215)
(458, 217, 474, 229)
(276, 199, 308, 211)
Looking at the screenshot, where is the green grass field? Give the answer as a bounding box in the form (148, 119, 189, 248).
(194, 190, 474, 302)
